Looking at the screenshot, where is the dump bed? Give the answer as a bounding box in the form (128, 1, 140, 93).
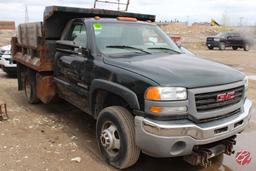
(12, 5, 156, 72)
(44, 6, 155, 40)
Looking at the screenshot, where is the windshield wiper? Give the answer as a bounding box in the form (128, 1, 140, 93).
(106, 45, 151, 54)
(148, 47, 181, 54)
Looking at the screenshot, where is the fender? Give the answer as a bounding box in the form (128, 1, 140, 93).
(89, 79, 140, 114)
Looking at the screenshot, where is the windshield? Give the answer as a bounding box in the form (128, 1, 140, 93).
(93, 22, 181, 58)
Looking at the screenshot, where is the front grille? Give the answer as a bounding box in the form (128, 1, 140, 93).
(197, 108, 241, 123)
(207, 37, 214, 41)
(195, 86, 244, 112)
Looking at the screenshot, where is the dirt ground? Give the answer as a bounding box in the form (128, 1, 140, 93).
(0, 49, 256, 171)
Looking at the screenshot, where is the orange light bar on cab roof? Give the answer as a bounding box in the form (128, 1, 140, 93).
(94, 16, 101, 20)
(117, 17, 138, 22)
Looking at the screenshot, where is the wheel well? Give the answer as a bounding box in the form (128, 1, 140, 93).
(93, 89, 131, 118)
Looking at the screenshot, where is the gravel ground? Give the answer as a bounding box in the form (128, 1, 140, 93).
(0, 49, 255, 171)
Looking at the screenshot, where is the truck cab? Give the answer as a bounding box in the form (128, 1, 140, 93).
(12, 6, 253, 169)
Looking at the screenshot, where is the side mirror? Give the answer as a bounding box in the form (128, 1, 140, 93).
(56, 40, 77, 48)
(74, 46, 89, 56)
(56, 40, 89, 56)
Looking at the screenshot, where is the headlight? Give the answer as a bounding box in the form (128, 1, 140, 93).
(214, 38, 220, 41)
(244, 76, 248, 89)
(244, 76, 248, 97)
(145, 87, 187, 101)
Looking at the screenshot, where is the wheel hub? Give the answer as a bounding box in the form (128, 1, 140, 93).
(100, 122, 121, 156)
(100, 129, 114, 149)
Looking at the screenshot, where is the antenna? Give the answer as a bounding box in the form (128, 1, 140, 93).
(25, 5, 29, 23)
(94, 0, 130, 11)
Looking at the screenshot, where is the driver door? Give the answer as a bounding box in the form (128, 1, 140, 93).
(55, 21, 90, 113)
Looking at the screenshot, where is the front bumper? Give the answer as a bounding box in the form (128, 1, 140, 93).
(135, 99, 253, 157)
(206, 41, 219, 47)
(2, 66, 17, 73)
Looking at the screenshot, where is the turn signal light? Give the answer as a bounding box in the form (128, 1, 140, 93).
(149, 106, 162, 113)
(145, 87, 160, 100)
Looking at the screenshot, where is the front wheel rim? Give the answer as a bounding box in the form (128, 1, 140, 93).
(100, 121, 121, 157)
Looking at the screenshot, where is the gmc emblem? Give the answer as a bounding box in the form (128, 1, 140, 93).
(216, 91, 235, 102)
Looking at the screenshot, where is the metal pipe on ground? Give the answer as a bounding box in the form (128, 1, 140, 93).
(0, 102, 8, 121)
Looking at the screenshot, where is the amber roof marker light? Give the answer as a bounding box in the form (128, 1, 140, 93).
(94, 16, 101, 20)
(117, 17, 138, 22)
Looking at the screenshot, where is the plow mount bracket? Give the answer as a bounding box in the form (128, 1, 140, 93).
(184, 136, 236, 168)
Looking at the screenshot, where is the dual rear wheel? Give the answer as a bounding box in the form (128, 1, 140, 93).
(24, 71, 40, 104)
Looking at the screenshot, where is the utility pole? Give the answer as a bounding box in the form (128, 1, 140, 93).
(239, 17, 244, 27)
(25, 5, 29, 23)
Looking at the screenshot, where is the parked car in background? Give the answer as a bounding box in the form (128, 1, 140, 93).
(0, 50, 17, 76)
(0, 50, 3, 58)
(0, 45, 11, 67)
(206, 32, 252, 51)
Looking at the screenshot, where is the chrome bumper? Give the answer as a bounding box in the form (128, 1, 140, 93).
(135, 99, 253, 157)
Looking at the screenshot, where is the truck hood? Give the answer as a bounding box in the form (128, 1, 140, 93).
(104, 53, 245, 88)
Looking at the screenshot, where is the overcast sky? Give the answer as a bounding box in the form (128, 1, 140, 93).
(0, 0, 255, 26)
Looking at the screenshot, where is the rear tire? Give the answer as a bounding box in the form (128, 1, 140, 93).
(244, 43, 250, 51)
(24, 71, 40, 104)
(232, 46, 238, 50)
(219, 43, 225, 50)
(96, 106, 140, 169)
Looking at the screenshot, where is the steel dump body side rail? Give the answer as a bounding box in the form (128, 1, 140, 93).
(43, 6, 156, 40)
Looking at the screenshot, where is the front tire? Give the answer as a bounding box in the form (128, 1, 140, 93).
(96, 106, 140, 169)
(207, 46, 214, 50)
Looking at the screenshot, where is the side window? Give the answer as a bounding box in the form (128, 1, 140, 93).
(226, 33, 232, 39)
(233, 33, 240, 38)
(67, 23, 87, 48)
